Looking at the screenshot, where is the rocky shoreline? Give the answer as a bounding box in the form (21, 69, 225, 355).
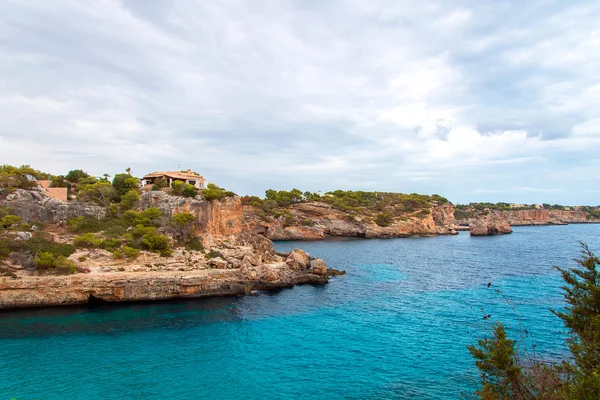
(0, 261, 333, 310)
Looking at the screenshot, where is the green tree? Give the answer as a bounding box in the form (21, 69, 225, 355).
(65, 169, 90, 183)
(120, 189, 140, 211)
(78, 182, 115, 208)
(468, 323, 530, 399)
(469, 243, 600, 399)
(552, 243, 600, 397)
(171, 212, 196, 241)
(112, 173, 139, 198)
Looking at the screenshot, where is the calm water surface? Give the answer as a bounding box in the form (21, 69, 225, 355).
(0, 224, 598, 399)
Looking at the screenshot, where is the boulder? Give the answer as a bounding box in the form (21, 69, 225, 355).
(14, 231, 32, 241)
(242, 253, 262, 266)
(208, 258, 228, 269)
(285, 249, 310, 270)
(311, 258, 328, 275)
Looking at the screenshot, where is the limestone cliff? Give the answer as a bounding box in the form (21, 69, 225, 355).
(139, 191, 243, 244)
(501, 209, 595, 225)
(469, 211, 513, 236)
(0, 190, 342, 309)
(245, 202, 457, 240)
(3, 188, 107, 222)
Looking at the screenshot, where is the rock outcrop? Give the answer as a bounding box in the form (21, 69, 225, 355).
(246, 202, 457, 240)
(0, 265, 329, 309)
(501, 209, 595, 225)
(469, 211, 513, 236)
(0, 190, 342, 309)
(3, 189, 107, 222)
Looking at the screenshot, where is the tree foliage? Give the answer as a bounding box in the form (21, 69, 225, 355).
(469, 243, 600, 399)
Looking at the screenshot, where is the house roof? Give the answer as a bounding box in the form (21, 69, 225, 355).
(143, 171, 206, 181)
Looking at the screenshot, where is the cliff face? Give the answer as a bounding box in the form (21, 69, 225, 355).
(3, 189, 107, 222)
(245, 202, 457, 240)
(0, 190, 342, 309)
(139, 192, 243, 243)
(501, 209, 593, 225)
(469, 211, 513, 236)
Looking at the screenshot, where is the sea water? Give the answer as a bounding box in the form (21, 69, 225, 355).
(0, 224, 598, 399)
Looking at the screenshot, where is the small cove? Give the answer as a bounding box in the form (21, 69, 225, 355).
(0, 224, 598, 399)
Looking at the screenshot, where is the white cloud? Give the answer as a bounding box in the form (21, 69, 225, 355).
(0, 0, 599, 204)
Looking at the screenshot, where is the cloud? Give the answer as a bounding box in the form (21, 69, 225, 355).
(0, 0, 599, 204)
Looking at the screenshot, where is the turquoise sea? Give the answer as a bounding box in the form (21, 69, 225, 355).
(0, 224, 598, 399)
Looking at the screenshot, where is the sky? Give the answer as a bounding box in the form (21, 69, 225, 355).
(1, 0, 599, 205)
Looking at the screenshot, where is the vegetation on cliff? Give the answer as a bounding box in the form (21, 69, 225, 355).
(469, 243, 600, 399)
(243, 189, 449, 227)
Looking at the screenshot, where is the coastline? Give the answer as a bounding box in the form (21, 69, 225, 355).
(0, 264, 330, 310)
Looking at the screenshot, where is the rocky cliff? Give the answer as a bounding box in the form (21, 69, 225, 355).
(501, 209, 596, 225)
(0, 190, 342, 309)
(469, 211, 513, 236)
(3, 188, 107, 222)
(245, 202, 457, 240)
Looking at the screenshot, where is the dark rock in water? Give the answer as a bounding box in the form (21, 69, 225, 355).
(327, 268, 346, 276)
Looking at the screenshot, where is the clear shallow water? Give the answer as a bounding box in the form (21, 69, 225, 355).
(0, 225, 598, 399)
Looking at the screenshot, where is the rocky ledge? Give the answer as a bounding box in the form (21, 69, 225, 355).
(0, 247, 343, 310)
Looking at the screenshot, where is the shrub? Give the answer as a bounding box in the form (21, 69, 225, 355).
(112, 173, 139, 198)
(202, 183, 235, 201)
(73, 233, 103, 248)
(15, 235, 76, 259)
(120, 189, 140, 210)
(65, 169, 90, 183)
(374, 213, 392, 227)
(0, 239, 10, 259)
(122, 246, 140, 260)
(206, 250, 223, 259)
(78, 256, 87, 262)
(183, 184, 197, 198)
(171, 180, 184, 196)
(1, 214, 21, 230)
(151, 184, 160, 191)
(112, 249, 125, 260)
(122, 208, 163, 227)
(33, 252, 77, 274)
(101, 237, 121, 251)
(185, 236, 204, 252)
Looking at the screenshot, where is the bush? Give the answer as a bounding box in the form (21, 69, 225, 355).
(122, 208, 163, 227)
(34, 252, 77, 274)
(123, 246, 140, 260)
(112, 173, 139, 198)
(185, 236, 204, 252)
(127, 225, 172, 256)
(101, 237, 121, 251)
(374, 213, 392, 227)
(13, 235, 76, 259)
(206, 250, 223, 259)
(202, 183, 236, 201)
(120, 189, 140, 210)
(183, 184, 197, 198)
(73, 233, 102, 248)
(171, 180, 184, 196)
